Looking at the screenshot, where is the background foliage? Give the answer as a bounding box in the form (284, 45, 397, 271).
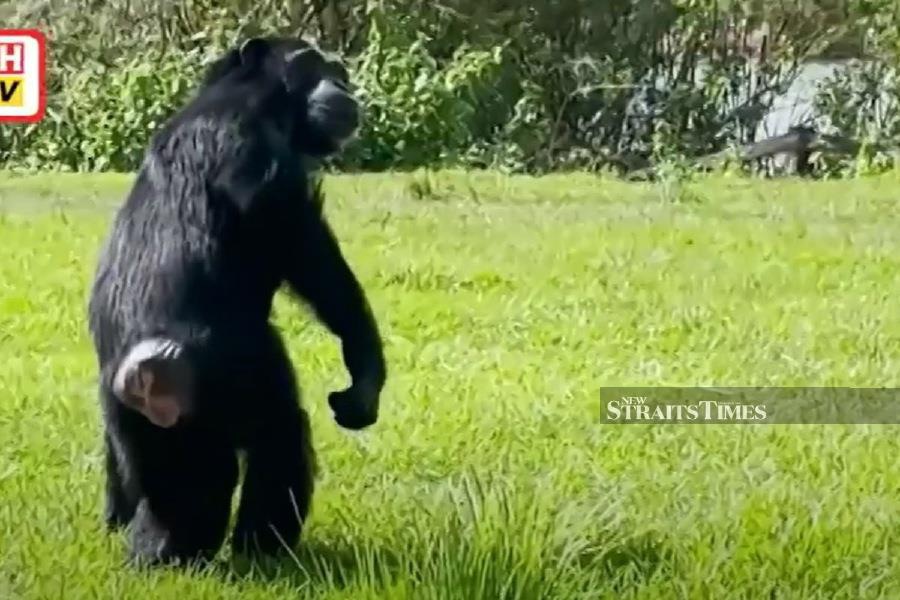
(0, 0, 898, 174)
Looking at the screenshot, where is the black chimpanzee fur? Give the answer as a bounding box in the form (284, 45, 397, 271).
(87, 36, 386, 567)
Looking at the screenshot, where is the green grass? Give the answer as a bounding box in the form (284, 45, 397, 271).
(1, 169, 899, 599)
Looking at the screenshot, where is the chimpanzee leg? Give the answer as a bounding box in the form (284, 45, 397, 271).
(231, 336, 316, 557)
(103, 430, 137, 531)
(125, 428, 238, 566)
(231, 401, 316, 556)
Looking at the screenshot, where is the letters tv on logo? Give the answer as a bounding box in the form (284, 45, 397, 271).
(0, 30, 46, 123)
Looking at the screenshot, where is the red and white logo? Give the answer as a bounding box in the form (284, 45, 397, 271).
(0, 29, 46, 123)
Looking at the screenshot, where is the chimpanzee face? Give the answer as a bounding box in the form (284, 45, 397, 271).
(283, 45, 361, 155)
(234, 37, 361, 158)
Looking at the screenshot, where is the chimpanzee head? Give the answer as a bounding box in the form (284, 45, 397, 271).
(282, 42, 360, 157)
(203, 36, 361, 158)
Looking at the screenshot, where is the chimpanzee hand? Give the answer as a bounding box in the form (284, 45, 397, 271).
(328, 381, 380, 430)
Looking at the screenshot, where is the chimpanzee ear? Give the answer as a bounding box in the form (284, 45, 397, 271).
(239, 37, 271, 66)
(284, 48, 321, 92)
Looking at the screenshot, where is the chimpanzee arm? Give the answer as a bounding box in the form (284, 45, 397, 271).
(281, 195, 386, 429)
(291, 215, 385, 384)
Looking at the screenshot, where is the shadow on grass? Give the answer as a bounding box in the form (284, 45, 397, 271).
(572, 531, 672, 591)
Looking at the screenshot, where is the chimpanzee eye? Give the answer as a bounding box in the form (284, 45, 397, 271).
(286, 48, 323, 75)
(319, 61, 351, 94)
(326, 61, 349, 85)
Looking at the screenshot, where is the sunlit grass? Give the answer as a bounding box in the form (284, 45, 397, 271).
(0, 169, 898, 599)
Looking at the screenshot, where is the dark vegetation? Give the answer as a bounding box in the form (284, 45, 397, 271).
(0, 0, 898, 176)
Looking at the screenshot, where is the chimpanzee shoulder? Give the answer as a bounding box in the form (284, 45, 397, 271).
(137, 75, 308, 220)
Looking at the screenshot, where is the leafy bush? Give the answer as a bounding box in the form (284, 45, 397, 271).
(338, 17, 508, 171)
(812, 61, 900, 176)
(3, 53, 203, 171)
(0, 0, 896, 175)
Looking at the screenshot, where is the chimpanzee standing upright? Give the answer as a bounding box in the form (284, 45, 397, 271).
(87, 36, 387, 567)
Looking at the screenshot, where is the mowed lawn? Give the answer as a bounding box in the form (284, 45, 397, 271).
(0, 170, 898, 599)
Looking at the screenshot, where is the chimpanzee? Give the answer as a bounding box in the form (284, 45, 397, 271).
(87, 36, 386, 567)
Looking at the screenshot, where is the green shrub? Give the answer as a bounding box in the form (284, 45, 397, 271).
(1, 0, 896, 176)
(338, 17, 509, 171)
(1, 51, 205, 171)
